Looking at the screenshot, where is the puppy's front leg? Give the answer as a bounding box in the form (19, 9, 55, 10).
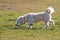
(28, 24, 33, 29)
(49, 20, 55, 26)
(28, 22, 33, 29)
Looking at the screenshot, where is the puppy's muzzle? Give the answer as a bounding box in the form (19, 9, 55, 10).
(15, 24, 19, 26)
(15, 24, 17, 26)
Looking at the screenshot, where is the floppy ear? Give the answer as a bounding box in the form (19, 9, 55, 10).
(20, 17, 25, 24)
(46, 9, 51, 13)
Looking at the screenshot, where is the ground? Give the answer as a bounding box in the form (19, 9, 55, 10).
(0, 0, 60, 40)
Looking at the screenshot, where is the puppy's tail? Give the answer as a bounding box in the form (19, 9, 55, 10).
(46, 7, 55, 14)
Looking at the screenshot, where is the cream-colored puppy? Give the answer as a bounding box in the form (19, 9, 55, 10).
(15, 7, 55, 29)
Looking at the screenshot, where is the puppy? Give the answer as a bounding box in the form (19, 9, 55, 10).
(15, 7, 55, 29)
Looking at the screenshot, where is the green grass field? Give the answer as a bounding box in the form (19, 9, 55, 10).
(0, 0, 60, 40)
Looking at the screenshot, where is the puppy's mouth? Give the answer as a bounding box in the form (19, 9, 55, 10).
(15, 24, 18, 26)
(15, 24, 20, 26)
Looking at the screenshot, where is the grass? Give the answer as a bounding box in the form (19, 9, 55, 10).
(0, 0, 60, 40)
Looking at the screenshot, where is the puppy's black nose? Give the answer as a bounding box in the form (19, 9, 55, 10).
(15, 24, 18, 26)
(15, 24, 20, 27)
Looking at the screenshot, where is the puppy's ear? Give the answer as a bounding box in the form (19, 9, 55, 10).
(46, 9, 51, 13)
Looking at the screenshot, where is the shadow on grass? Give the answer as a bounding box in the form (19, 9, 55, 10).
(2, 24, 55, 31)
(3, 25, 43, 30)
(8, 27, 43, 30)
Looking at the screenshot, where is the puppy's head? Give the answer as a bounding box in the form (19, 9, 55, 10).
(46, 7, 55, 14)
(15, 16, 25, 27)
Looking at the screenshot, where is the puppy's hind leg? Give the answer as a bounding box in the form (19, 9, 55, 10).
(44, 21, 49, 29)
(49, 20, 55, 26)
